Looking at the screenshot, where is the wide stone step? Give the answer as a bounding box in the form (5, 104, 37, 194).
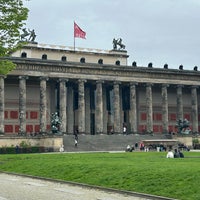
(63, 134, 167, 152)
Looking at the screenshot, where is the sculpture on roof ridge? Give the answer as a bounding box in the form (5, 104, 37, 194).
(20, 28, 37, 42)
(113, 38, 126, 50)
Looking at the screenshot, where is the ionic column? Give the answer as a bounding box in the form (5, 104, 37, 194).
(177, 85, 183, 120)
(129, 82, 137, 134)
(162, 84, 169, 134)
(113, 81, 121, 134)
(59, 78, 68, 133)
(78, 79, 86, 134)
(191, 86, 198, 133)
(146, 83, 153, 133)
(0, 76, 5, 134)
(96, 80, 104, 134)
(40, 77, 48, 133)
(103, 86, 107, 134)
(19, 76, 28, 134)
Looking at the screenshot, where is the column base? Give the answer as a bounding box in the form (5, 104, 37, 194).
(96, 132, 104, 135)
(113, 132, 122, 134)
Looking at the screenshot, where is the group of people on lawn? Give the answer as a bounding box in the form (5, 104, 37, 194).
(166, 148, 184, 158)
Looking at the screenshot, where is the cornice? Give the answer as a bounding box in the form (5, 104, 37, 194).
(5, 57, 200, 86)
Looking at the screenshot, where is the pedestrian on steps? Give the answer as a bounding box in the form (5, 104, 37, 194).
(74, 129, 79, 147)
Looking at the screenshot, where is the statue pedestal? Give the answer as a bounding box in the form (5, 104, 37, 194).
(109, 49, 128, 55)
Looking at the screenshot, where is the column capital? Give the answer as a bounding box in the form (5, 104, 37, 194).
(146, 83, 153, 87)
(78, 79, 87, 83)
(96, 80, 104, 84)
(0, 75, 6, 79)
(39, 76, 49, 81)
(177, 84, 184, 88)
(191, 85, 199, 89)
(130, 82, 138, 86)
(58, 78, 69, 83)
(113, 81, 121, 85)
(162, 83, 169, 88)
(19, 75, 28, 80)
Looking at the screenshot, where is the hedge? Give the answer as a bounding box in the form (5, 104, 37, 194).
(0, 146, 54, 154)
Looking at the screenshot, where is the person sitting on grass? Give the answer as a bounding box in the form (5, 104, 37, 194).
(126, 145, 135, 152)
(178, 150, 184, 158)
(166, 149, 174, 158)
(174, 149, 180, 158)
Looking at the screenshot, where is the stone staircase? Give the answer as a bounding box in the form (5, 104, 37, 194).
(63, 134, 168, 152)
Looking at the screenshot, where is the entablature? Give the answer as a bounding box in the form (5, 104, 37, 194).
(6, 57, 200, 86)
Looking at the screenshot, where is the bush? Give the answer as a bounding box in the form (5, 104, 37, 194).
(0, 146, 46, 154)
(193, 138, 200, 149)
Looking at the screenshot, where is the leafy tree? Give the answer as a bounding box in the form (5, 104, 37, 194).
(0, 0, 29, 75)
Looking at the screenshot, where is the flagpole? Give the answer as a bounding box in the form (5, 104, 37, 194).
(73, 21, 75, 52)
(74, 36, 75, 52)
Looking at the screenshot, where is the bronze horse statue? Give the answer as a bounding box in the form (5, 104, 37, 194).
(20, 28, 36, 42)
(113, 38, 125, 50)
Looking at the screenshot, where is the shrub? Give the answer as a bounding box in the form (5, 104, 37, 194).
(0, 146, 46, 154)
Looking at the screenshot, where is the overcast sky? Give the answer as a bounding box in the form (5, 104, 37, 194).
(23, 0, 200, 69)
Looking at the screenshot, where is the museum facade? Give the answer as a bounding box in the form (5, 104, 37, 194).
(0, 43, 199, 135)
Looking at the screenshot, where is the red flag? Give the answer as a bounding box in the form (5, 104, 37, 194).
(74, 22, 86, 39)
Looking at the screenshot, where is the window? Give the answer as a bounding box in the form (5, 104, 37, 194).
(132, 61, 137, 67)
(98, 59, 103, 64)
(169, 113, 176, 121)
(164, 64, 168, 69)
(141, 113, 147, 120)
(179, 65, 183, 70)
(61, 56, 67, 62)
(80, 57, 85, 63)
(148, 63, 153, 68)
(21, 52, 27, 58)
(115, 60, 120, 65)
(42, 54, 47, 60)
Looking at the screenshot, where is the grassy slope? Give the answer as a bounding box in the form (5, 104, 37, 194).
(0, 151, 199, 200)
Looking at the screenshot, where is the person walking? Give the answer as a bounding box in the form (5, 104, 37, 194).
(74, 129, 79, 147)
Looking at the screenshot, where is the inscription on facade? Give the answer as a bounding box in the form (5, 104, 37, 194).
(15, 64, 200, 85)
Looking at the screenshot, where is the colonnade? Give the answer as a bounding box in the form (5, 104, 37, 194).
(0, 75, 199, 134)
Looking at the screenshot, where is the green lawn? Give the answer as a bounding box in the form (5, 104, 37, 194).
(0, 151, 199, 200)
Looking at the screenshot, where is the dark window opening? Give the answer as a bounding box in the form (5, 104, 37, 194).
(21, 52, 27, 58)
(42, 54, 47, 60)
(132, 61, 137, 67)
(61, 56, 67, 62)
(98, 59, 103, 64)
(115, 60, 120, 65)
(80, 57, 85, 63)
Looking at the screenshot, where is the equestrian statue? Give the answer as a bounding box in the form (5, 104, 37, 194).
(20, 28, 37, 42)
(113, 38, 126, 50)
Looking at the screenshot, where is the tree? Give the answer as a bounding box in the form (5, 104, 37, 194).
(0, 0, 29, 75)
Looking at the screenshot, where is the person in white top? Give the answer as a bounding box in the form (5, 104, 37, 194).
(123, 126, 127, 135)
(166, 149, 174, 158)
(59, 144, 64, 152)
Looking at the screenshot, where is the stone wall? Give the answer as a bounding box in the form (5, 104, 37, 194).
(175, 136, 193, 147)
(0, 136, 63, 152)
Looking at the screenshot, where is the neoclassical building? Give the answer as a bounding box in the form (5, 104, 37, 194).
(0, 42, 199, 135)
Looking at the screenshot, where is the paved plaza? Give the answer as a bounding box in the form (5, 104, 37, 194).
(0, 173, 153, 200)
